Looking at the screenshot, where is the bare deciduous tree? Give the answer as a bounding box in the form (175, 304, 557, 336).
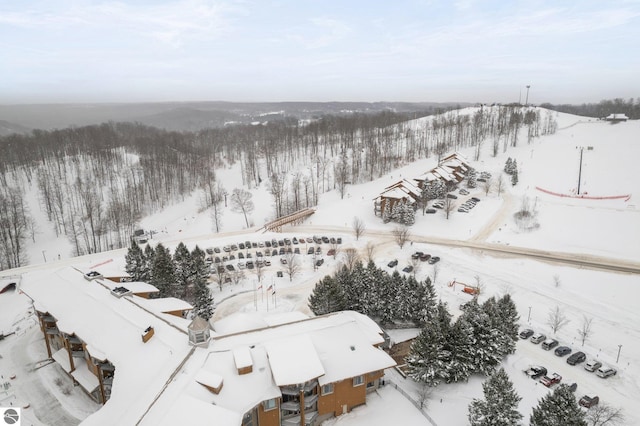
(230, 269, 245, 285)
(230, 188, 254, 228)
(342, 248, 360, 271)
(443, 196, 455, 220)
(553, 274, 561, 288)
(253, 260, 266, 282)
(352, 216, 365, 240)
(577, 316, 594, 346)
(283, 253, 301, 282)
(365, 242, 376, 263)
(392, 225, 411, 249)
(585, 403, 624, 426)
(547, 306, 570, 334)
(482, 178, 492, 196)
(496, 175, 505, 196)
(329, 242, 340, 259)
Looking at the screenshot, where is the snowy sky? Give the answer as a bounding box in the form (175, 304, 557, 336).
(1, 0, 639, 104)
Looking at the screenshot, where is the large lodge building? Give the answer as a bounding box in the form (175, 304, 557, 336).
(18, 267, 396, 426)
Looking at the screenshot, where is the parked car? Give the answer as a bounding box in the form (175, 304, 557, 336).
(554, 346, 572, 357)
(530, 333, 546, 344)
(471, 197, 481, 202)
(541, 339, 559, 350)
(579, 395, 599, 408)
(315, 259, 324, 267)
(567, 351, 586, 365)
(428, 256, 440, 264)
(336, 237, 342, 244)
(566, 382, 578, 392)
(596, 367, 617, 378)
(206, 248, 214, 255)
(411, 251, 423, 259)
(230, 244, 238, 251)
(524, 365, 547, 380)
(225, 264, 235, 271)
(265, 240, 272, 248)
(292, 237, 298, 244)
(238, 252, 244, 259)
(237, 262, 246, 270)
(327, 249, 335, 256)
(238, 242, 245, 250)
(294, 248, 300, 254)
(402, 266, 414, 273)
(433, 201, 444, 209)
(446, 193, 458, 199)
(458, 207, 469, 213)
(280, 258, 287, 265)
(322, 236, 330, 243)
(223, 246, 231, 252)
(387, 260, 398, 268)
(419, 253, 431, 261)
(540, 373, 562, 387)
(246, 261, 254, 270)
(264, 260, 271, 266)
(519, 329, 534, 339)
(425, 209, 437, 214)
(307, 247, 315, 254)
(459, 188, 470, 195)
(584, 360, 602, 372)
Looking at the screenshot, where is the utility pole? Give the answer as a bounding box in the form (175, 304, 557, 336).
(525, 85, 531, 106)
(617, 344, 622, 363)
(577, 146, 584, 194)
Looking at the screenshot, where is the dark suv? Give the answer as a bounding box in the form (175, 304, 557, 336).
(566, 351, 586, 365)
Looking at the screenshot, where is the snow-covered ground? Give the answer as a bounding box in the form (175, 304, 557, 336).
(1, 109, 639, 425)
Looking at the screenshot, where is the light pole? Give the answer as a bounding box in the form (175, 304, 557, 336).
(527, 306, 532, 323)
(525, 85, 531, 106)
(617, 344, 622, 363)
(42, 250, 47, 262)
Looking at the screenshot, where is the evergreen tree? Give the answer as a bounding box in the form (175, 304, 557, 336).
(382, 202, 392, 223)
(337, 264, 359, 311)
(467, 169, 478, 188)
(445, 316, 475, 383)
(402, 202, 415, 225)
(406, 320, 448, 387)
(173, 242, 192, 299)
(462, 300, 502, 375)
(141, 244, 155, 282)
(530, 384, 587, 426)
(189, 246, 210, 305)
(150, 243, 176, 297)
(495, 294, 520, 355)
(504, 157, 513, 174)
(125, 240, 146, 281)
(308, 275, 346, 315)
(468, 368, 523, 426)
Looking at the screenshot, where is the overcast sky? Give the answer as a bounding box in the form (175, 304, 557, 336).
(1, 0, 639, 105)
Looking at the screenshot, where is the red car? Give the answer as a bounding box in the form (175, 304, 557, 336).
(539, 373, 562, 387)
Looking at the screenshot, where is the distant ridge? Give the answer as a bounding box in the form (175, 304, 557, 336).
(0, 119, 31, 136)
(0, 101, 469, 132)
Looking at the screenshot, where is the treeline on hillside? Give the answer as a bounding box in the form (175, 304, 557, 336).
(0, 106, 555, 270)
(125, 241, 213, 319)
(541, 97, 640, 119)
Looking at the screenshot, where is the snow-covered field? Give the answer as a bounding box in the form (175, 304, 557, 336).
(1, 109, 639, 425)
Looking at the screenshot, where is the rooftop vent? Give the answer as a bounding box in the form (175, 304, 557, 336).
(110, 286, 132, 298)
(84, 271, 103, 281)
(142, 326, 154, 343)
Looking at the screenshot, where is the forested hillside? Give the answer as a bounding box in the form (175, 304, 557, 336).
(0, 106, 556, 270)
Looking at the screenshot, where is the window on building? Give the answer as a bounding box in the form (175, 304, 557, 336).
(321, 383, 334, 395)
(353, 375, 364, 387)
(262, 398, 277, 411)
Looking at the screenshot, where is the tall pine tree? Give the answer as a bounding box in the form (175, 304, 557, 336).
(150, 243, 176, 298)
(308, 275, 346, 315)
(468, 368, 523, 426)
(530, 384, 587, 426)
(406, 319, 449, 387)
(125, 240, 146, 281)
(173, 242, 192, 300)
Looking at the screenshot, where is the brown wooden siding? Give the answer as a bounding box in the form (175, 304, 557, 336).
(256, 398, 280, 426)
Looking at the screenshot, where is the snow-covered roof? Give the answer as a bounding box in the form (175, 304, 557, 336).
(134, 296, 193, 313)
(158, 395, 240, 426)
(382, 179, 422, 198)
(101, 280, 159, 295)
(233, 346, 253, 370)
(605, 113, 628, 120)
(78, 257, 129, 278)
(139, 311, 395, 425)
(19, 267, 192, 426)
(265, 334, 325, 386)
